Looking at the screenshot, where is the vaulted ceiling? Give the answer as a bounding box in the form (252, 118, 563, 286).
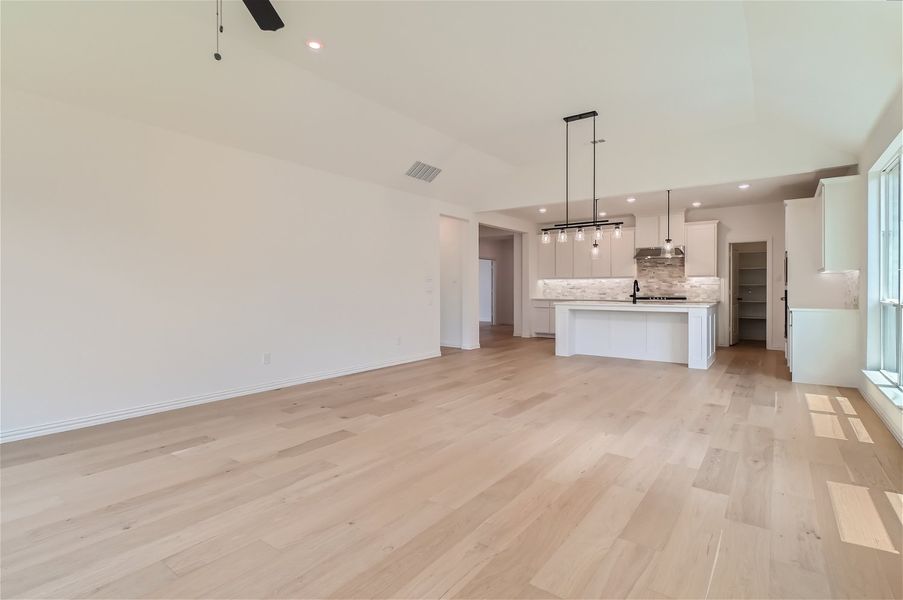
(2, 1, 900, 211)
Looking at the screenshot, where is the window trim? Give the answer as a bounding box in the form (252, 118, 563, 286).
(878, 150, 902, 388)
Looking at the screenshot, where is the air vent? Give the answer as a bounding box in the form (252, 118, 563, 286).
(405, 161, 442, 183)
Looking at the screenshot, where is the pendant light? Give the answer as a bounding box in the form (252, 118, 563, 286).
(559, 113, 572, 243)
(590, 114, 601, 259)
(662, 189, 674, 258)
(538, 111, 624, 250)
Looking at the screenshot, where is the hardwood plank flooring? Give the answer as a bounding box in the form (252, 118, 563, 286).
(1, 325, 901, 598)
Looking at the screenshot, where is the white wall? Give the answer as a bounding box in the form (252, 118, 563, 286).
(1, 90, 443, 439)
(479, 237, 514, 325)
(686, 202, 785, 350)
(439, 216, 466, 347)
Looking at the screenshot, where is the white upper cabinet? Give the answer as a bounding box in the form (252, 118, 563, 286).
(817, 175, 863, 272)
(659, 212, 685, 247)
(555, 234, 574, 277)
(684, 221, 718, 277)
(537, 234, 556, 279)
(634, 215, 660, 248)
(610, 227, 637, 277)
(635, 213, 685, 247)
(573, 231, 593, 278)
(536, 227, 633, 279)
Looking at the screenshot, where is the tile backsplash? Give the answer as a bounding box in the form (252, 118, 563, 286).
(539, 258, 721, 302)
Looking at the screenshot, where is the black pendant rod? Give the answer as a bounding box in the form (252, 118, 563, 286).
(565, 121, 569, 227)
(592, 116, 597, 229)
(666, 189, 672, 242)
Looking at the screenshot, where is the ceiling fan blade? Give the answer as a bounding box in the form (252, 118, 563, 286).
(241, 0, 284, 31)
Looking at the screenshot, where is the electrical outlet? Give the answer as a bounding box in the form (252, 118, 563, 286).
(262, 352, 271, 365)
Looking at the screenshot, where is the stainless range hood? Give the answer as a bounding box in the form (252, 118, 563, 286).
(634, 246, 685, 260)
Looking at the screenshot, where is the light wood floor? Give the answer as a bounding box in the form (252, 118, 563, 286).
(2, 328, 901, 599)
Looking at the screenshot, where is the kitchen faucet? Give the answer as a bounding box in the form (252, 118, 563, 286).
(630, 279, 640, 304)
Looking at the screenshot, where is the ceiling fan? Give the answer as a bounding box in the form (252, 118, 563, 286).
(214, 0, 284, 61)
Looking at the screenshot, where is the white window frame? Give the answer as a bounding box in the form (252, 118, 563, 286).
(879, 149, 902, 388)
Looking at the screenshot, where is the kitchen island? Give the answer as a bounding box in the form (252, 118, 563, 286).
(554, 301, 718, 369)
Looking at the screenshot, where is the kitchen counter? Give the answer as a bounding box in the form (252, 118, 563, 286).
(554, 301, 718, 369)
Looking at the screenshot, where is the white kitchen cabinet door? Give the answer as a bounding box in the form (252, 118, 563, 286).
(531, 305, 553, 334)
(610, 227, 636, 278)
(537, 235, 556, 279)
(555, 235, 574, 277)
(573, 232, 593, 278)
(684, 221, 718, 277)
(590, 234, 612, 277)
(818, 175, 863, 272)
(634, 215, 660, 248)
(659, 213, 685, 247)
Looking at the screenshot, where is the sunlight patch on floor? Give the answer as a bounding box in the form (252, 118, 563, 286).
(805, 393, 834, 413)
(835, 396, 857, 416)
(847, 418, 874, 444)
(810, 413, 846, 440)
(828, 481, 898, 554)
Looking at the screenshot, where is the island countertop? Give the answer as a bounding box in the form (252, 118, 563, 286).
(550, 300, 718, 310)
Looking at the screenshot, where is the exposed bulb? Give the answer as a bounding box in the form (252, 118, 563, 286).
(541, 230, 551, 244)
(594, 226, 603, 240)
(663, 238, 674, 258)
(591, 240, 600, 259)
(574, 227, 585, 242)
(614, 225, 622, 240)
(557, 229, 568, 243)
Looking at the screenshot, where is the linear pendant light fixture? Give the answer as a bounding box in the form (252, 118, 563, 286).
(541, 110, 623, 254)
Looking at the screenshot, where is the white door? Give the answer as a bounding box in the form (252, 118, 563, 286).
(730, 246, 740, 345)
(479, 259, 494, 323)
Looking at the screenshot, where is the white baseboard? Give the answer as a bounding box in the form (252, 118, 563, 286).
(0, 351, 441, 444)
(859, 372, 903, 448)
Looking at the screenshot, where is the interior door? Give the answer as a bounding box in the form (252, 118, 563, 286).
(730, 246, 740, 345)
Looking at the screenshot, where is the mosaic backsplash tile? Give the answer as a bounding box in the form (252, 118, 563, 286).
(540, 258, 721, 302)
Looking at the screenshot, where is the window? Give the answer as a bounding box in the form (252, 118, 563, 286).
(879, 150, 902, 386)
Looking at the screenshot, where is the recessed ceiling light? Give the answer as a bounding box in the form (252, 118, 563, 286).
(599, 211, 607, 217)
(307, 40, 323, 51)
(738, 183, 750, 190)
(538, 207, 547, 213)
(626, 197, 636, 203)
(692, 201, 702, 207)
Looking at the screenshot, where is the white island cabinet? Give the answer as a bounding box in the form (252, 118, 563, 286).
(554, 301, 718, 369)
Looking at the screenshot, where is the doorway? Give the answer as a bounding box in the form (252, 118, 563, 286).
(730, 241, 768, 346)
(479, 259, 495, 324)
(479, 224, 515, 344)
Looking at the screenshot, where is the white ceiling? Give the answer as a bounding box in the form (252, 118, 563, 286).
(2, 1, 900, 212)
(501, 165, 853, 223)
